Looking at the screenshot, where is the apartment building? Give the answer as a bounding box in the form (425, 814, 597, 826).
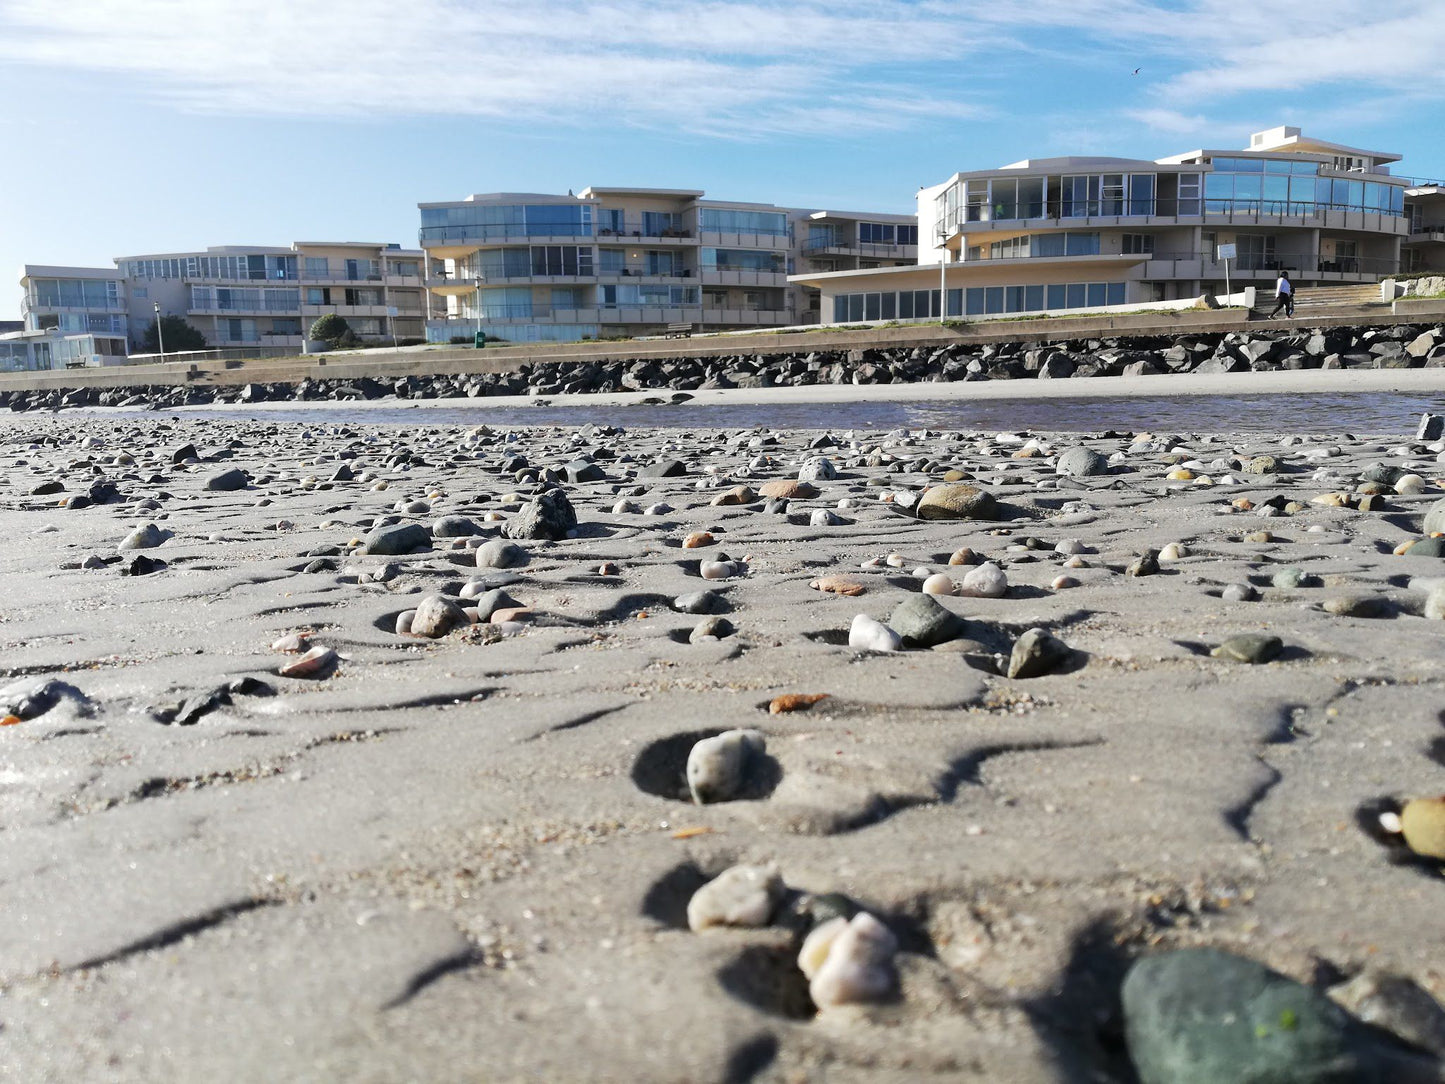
(417, 188, 918, 342)
(1404, 180, 1445, 274)
(116, 242, 427, 351)
(15, 265, 132, 368)
(793, 127, 1418, 323)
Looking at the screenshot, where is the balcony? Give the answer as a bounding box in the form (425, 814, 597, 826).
(189, 299, 302, 316)
(596, 264, 694, 280)
(699, 268, 788, 287)
(803, 238, 919, 260)
(697, 230, 791, 250)
(1137, 249, 1399, 282)
(300, 303, 390, 318)
(419, 224, 595, 247)
(596, 218, 696, 243)
(1408, 227, 1445, 244)
(942, 197, 1409, 240)
(703, 308, 791, 326)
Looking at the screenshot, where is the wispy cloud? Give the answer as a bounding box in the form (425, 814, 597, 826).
(0, 0, 1442, 140)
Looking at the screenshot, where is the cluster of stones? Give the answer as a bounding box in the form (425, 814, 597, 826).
(5, 321, 1443, 412)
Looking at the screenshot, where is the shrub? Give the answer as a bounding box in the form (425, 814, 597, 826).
(309, 313, 350, 344)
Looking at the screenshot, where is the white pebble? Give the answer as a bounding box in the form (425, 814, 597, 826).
(848, 614, 902, 652)
(687, 865, 784, 932)
(1158, 542, 1188, 561)
(958, 561, 1007, 598)
(798, 912, 898, 1010)
(922, 573, 957, 596)
(687, 729, 766, 804)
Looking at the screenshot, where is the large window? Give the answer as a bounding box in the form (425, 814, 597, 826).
(859, 222, 919, 245)
(698, 208, 788, 236)
(474, 249, 532, 278)
(832, 280, 1126, 323)
(598, 284, 699, 307)
(30, 278, 120, 309)
(530, 245, 594, 276)
(701, 248, 785, 273)
(419, 203, 593, 242)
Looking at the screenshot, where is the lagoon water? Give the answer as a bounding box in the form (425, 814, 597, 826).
(186, 390, 1444, 435)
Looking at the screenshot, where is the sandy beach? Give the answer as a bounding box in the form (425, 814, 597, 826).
(3, 401, 1445, 1081)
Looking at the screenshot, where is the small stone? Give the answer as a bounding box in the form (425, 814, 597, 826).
(811, 576, 866, 597)
(1323, 595, 1393, 618)
(768, 693, 828, 714)
(395, 610, 416, 635)
(1051, 575, 1079, 589)
(1329, 970, 1445, 1058)
(948, 548, 981, 565)
(1423, 497, 1445, 535)
(687, 865, 784, 931)
(411, 594, 469, 638)
(361, 523, 430, 556)
(700, 557, 745, 580)
(1244, 455, 1279, 475)
(915, 484, 998, 521)
(118, 523, 167, 550)
(759, 479, 818, 500)
(1271, 566, 1316, 589)
(1007, 627, 1072, 679)
(0, 677, 93, 721)
(798, 912, 898, 1010)
(1399, 795, 1445, 859)
(1405, 537, 1445, 558)
(889, 594, 967, 648)
(1211, 634, 1283, 664)
(809, 509, 841, 527)
(1158, 542, 1188, 561)
(710, 485, 756, 506)
(476, 539, 527, 568)
(205, 468, 249, 492)
(1425, 584, 1445, 620)
(687, 729, 764, 803)
(798, 456, 838, 483)
(1127, 550, 1160, 576)
(1056, 447, 1110, 477)
(957, 561, 1007, 598)
(1221, 583, 1258, 602)
(433, 515, 483, 537)
(689, 615, 734, 643)
(1396, 474, 1427, 495)
(503, 490, 577, 541)
(848, 614, 902, 652)
(922, 573, 957, 596)
(673, 590, 724, 614)
(682, 531, 715, 549)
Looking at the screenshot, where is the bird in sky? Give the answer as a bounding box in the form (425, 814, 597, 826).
(1132, 67, 1142, 75)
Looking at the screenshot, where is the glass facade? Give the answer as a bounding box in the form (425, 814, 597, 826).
(190, 287, 301, 312)
(858, 222, 919, 245)
(418, 203, 594, 243)
(831, 280, 1126, 322)
(30, 278, 121, 309)
(599, 284, 699, 306)
(698, 208, 788, 236)
(701, 248, 785, 272)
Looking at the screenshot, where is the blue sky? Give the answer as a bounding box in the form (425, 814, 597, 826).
(3, 0, 1444, 320)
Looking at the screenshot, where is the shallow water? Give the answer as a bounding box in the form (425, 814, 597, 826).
(175, 390, 1444, 436)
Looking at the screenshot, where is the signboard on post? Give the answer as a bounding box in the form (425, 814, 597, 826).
(1216, 243, 1237, 300)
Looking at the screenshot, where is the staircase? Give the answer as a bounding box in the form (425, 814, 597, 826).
(1251, 283, 1387, 320)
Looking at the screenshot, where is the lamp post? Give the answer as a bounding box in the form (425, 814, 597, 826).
(154, 302, 166, 358)
(937, 222, 949, 327)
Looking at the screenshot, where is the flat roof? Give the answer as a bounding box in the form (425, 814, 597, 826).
(789, 253, 1145, 288)
(21, 264, 125, 280)
(808, 209, 917, 224)
(579, 186, 705, 199)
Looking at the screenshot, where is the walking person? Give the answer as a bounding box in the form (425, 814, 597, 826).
(1268, 270, 1293, 318)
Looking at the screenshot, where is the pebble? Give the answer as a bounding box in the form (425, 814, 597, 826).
(699, 557, 745, 580)
(1007, 627, 1072, 678)
(682, 531, 714, 549)
(1158, 542, 1188, 561)
(1056, 447, 1109, 477)
(768, 693, 828, 714)
(1323, 595, 1392, 618)
(689, 615, 735, 643)
(687, 865, 784, 931)
(1399, 795, 1445, 859)
(686, 729, 764, 803)
(118, 523, 167, 550)
(361, 523, 430, 556)
(1127, 550, 1160, 577)
(1220, 583, 1257, 602)
(1051, 574, 1079, 590)
(848, 614, 902, 652)
(810, 576, 866, 597)
(798, 912, 899, 1011)
(957, 561, 1007, 598)
(475, 539, 526, 569)
(1211, 634, 1283, 664)
(810, 509, 842, 527)
(673, 590, 724, 614)
(1271, 566, 1316, 589)
(889, 594, 967, 648)
(410, 594, 469, 638)
(915, 483, 998, 521)
(921, 573, 957, 596)
(710, 485, 756, 507)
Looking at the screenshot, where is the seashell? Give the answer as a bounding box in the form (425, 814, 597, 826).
(687, 865, 784, 932)
(885, 554, 907, 568)
(270, 631, 312, 653)
(769, 693, 829, 714)
(922, 573, 957, 596)
(279, 646, 338, 679)
(687, 729, 765, 804)
(798, 912, 898, 1010)
(811, 576, 866, 597)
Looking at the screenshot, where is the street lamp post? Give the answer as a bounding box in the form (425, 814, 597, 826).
(154, 302, 166, 358)
(937, 223, 949, 327)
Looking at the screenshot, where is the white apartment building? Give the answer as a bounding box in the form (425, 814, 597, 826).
(117, 242, 427, 351)
(417, 189, 917, 343)
(1404, 179, 1445, 274)
(794, 127, 1420, 323)
(14, 265, 132, 369)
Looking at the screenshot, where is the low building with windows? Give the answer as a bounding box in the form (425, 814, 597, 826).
(117, 242, 426, 350)
(20, 264, 130, 342)
(417, 189, 918, 342)
(1404, 179, 1445, 274)
(793, 126, 1419, 324)
(0, 326, 130, 371)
